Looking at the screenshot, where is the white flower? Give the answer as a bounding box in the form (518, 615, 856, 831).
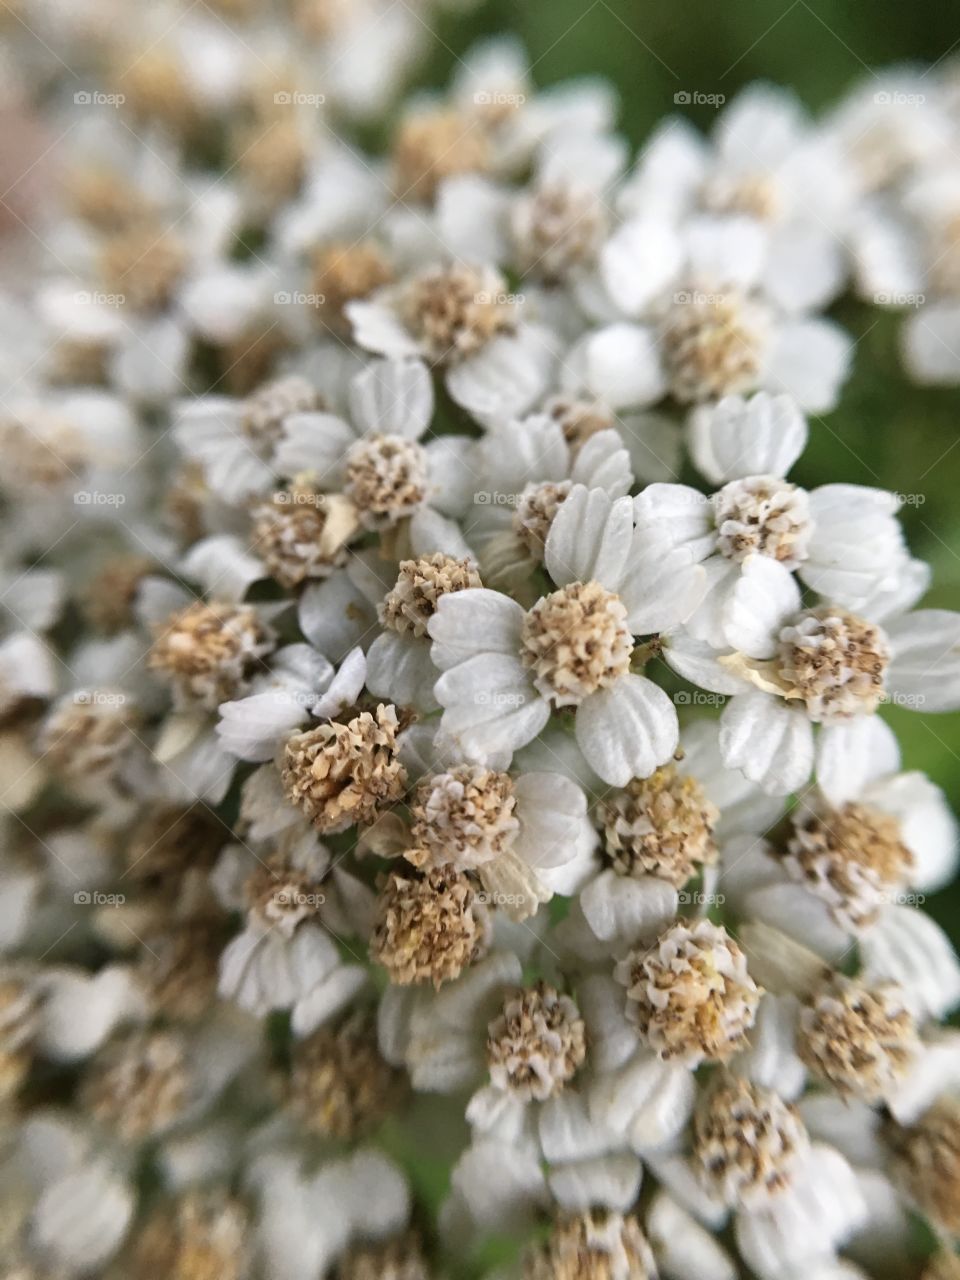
(217, 645, 366, 762)
(634, 392, 917, 648)
(219, 919, 367, 1036)
(665, 564, 960, 794)
(429, 485, 684, 785)
(566, 199, 854, 412)
(347, 264, 557, 422)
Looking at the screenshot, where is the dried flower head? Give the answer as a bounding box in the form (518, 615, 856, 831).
(408, 765, 519, 871)
(148, 601, 274, 709)
(379, 555, 482, 637)
(712, 476, 812, 568)
(336, 1231, 432, 1280)
(39, 692, 140, 782)
(251, 484, 358, 588)
(0, 410, 87, 490)
(798, 975, 919, 1100)
(311, 240, 395, 332)
(778, 606, 890, 721)
(615, 920, 760, 1066)
(511, 183, 608, 283)
(521, 581, 634, 706)
(661, 291, 766, 403)
(486, 982, 587, 1101)
(241, 375, 323, 446)
(371, 864, 490, 988)
(693, 1076, 809, 1209)
(391, 109, 491, 203)
(80, 554, 155, 634)
(244, 857, 326, 937)
(890, 1098, 960, 1236)
(80, 1028, 191, 1141)
(287, 1015, 406, 1140)
(400, 264, 516, 363)
(522, 1210, 657, 1280)
(513, 480, 573, 560)
(280, 704, 407, 833)
(598, 764, 719, 887)
(119, 1190, 250, 1280)
(344, 434, 428, 529)
(784, 801, 914, 930)
(99, 223, 187, 310)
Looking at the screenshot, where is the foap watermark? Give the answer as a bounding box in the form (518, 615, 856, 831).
(475, 690, 527, 708)
(474, 490, 520, 506)
(274, 90, 326, 108)
(874, 291, 926, 308)
(74, 890, 126, 906)
(874, 90, 925, 107)
(73, 690, 127, 707)
(475, 890, 528, 909)
(673, 289, 731, 306)
(473, 90, 526, 108)
(474, 291, 524, 306)
(887, 691, 926, 710)
(675, 690, 726, 707)
(674, 90, 725, 108)
(274, 290, 326, 307)
(74, 290, 125, 308)
(273, 889, 326, 908)
(74, 90, 125, 107)
(678, 890, 726, 907)
(75, 491, 126, 507)
(274, 490, 326, 506)
(893, 491, 926, 506)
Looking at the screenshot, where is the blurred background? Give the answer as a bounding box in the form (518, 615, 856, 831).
(405, 0, 960, 940)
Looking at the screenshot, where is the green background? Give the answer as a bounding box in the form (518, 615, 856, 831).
(412, 0, 960, 939)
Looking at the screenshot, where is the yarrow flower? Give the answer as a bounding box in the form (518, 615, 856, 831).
(4, 17, 960, 1280)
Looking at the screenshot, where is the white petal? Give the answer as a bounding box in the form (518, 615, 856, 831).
(274, 411, 355, 480)
(180, 534, 264, 602)
(513, 771, 590, 870)
(31, 1163, 134, 1272)
(570, 428, 633, 497)
(446, 326, 555, 421)
(762, 318, 852, 413)
(569, 323, 667, 410)
(600, 217, 685, 316)
(216, 690, 310, 761)
(619, 551, 709, 636)
(366, 631, 439, 713)
(544, 485, 634, 590)
(348, 357, 433, 439)
(860, 906, 960, 1020)
(902, 303, 960, 385)
(580, 870, 678, 947)
(548, 1154, 642, 1212)
(886, 609, 960, 711)
(814, 716, 900, 808)
(575, 674, 678, 786)
(688, 391, 807, 485)
(298, 570, 378, 662)
(722, 557, 801, 659)
(435, 654, 548, 761)
(37, 966, 147, 1061)
(648, 1192, 737, 1280)
(663, 635, 751, 695)
(346, 298, 424, 359)
(428, 588, 525, 671)
(719, 693, 813, 794)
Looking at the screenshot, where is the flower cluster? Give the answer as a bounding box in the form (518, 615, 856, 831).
(3, 8, 960, 1280)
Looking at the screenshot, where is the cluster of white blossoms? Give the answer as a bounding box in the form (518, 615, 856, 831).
(5, 7, 960, 1278)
